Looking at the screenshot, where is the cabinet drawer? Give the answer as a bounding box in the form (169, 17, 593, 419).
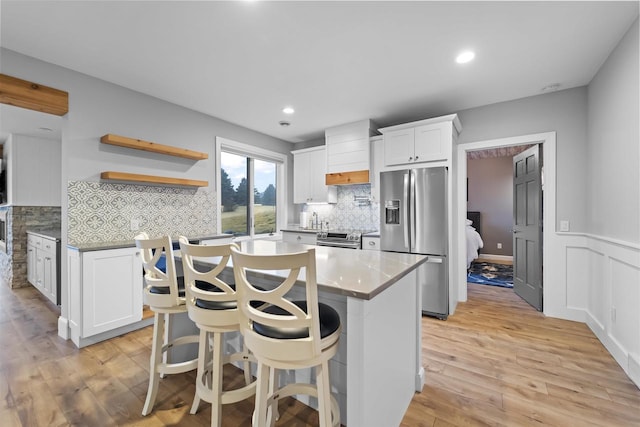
(41, 237, 57, 252)
(27, 233, 43, 248)
(282, 232, 317, 245)
(362, 237, 380, 251)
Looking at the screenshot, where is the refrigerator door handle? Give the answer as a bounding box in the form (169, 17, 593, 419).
(403, 172, 410, 249)
(410, 170, 416, 251)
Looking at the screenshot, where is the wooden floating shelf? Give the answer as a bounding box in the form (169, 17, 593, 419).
(101, 171, 208, 187)
(0, 73, 69, 116)
(326, 170, 370, 186)
(100, 133, 208, 160)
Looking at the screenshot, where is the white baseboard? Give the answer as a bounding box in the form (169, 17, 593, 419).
(57, 316, 69, 340)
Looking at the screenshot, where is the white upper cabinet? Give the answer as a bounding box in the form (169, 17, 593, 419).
(325, 119, 377, 175)
(380, 114, 462, 167)
(369, 135, 384, 202)
(292, 146, 337, 204)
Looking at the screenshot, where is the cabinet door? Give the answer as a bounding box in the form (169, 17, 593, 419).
(82, 247, 143, 337)
(309, 148, 336, 203)
(293, 151, 311, 203)
(36, 249, 45, 291)
(414, 124, 447, 162)
(43, 251, 55, 301)
(370, 137, 384, 202)
(384, 128, 415, 166)
(27, 244, 37, 285)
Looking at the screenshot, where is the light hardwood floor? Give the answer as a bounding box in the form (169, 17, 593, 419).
(1, 281, 638, 426)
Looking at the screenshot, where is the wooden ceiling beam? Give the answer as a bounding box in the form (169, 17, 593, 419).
(0, 73, 69, 116)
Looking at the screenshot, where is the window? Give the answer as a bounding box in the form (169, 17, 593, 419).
(216, 137, 286, 238)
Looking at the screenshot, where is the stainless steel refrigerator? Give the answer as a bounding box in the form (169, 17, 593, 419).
(380, 167, 448, 319)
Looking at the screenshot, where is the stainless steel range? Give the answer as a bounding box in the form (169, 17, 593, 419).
(316, 230, 363, 249)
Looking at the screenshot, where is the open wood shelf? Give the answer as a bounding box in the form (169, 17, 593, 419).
(100, 133, 208, 160)
(100, 171, 208, 187)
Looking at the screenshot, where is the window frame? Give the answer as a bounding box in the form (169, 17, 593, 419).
(215, 136, 287, 240)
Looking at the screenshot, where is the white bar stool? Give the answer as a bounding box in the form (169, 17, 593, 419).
(231, 246, 341, 427)
(179, 237, 257, 427)
(135, 232, 199, 416)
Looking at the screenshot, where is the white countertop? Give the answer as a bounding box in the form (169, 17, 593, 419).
(236, 240, 426, 300)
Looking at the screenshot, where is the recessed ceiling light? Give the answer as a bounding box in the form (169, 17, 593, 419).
(455, 51, 475, 64)
(279, 121, 291, 127)
(282, 106, 295, 114)
(38, 127, 53, 132)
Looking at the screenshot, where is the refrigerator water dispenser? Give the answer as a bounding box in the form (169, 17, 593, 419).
(384, 200, 400, 224)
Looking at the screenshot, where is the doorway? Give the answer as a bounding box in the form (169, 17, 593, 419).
(454, 132, 556, 313)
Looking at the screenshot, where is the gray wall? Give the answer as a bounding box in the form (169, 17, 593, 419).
(587, 18, 639, 244)
(457, 86, 589, 233)
(467, 156, 513, 256)
(0, 48, 295, 319)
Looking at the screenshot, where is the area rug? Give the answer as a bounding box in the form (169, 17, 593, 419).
(467, 262, 513, 288)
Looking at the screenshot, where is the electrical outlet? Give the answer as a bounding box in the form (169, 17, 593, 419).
(611, 307, 616, 323)
(560, 220, 570, 232)
(497, 243, 502, 249)
(130, 218, 140, 231)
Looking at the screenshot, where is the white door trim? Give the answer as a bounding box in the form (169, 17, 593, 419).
(455, 132, 556, 314)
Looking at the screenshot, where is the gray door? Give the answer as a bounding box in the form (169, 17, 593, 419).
(512, 145, 543, 310)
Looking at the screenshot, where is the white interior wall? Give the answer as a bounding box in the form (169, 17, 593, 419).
(584, 17, 640, 387)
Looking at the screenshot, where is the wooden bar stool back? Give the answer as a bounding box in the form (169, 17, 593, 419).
(178, 237, 257, 427)
(231, 246, 341, 427)
(135, 232, 199, 416)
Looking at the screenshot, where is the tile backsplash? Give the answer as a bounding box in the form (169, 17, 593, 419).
(302, 184, 380, 231)
(68, 181, 216, 244)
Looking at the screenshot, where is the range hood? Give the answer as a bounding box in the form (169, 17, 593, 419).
(324, 119, 378, 185)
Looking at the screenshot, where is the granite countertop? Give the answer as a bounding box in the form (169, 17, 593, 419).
(235, 240, 426, 300)
(68, 233, 233, 252)
(27, 228, 62, 241)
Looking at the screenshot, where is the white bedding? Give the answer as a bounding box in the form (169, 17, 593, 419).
(465, 219, 484, 269)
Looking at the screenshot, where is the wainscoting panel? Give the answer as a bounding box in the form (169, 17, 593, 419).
(572, 234, 640, 388)
(587, 248, 607, 330)
(610, 258, 640, 361)
(565, 246, 590, 310)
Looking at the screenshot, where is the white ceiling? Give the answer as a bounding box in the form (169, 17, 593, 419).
(1, 1, 638, 143)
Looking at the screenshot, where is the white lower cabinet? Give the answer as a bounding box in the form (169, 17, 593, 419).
(27, 232, 60, 305)
(362, 236, 380, 251)
(67, 246, 143, 347)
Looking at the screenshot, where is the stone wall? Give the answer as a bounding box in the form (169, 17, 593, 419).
(0, 206, 61, 289)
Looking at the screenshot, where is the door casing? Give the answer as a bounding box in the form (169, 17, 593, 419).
(454, 132, 556, 315)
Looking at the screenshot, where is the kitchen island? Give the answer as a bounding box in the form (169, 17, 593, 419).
(234, 240, 427, 427)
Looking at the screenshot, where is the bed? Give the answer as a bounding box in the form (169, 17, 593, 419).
(466, 211, 484, 268)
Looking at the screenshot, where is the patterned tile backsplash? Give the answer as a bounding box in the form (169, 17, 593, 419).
(302, 184, 380, 231)
(68, 181, 216, 244)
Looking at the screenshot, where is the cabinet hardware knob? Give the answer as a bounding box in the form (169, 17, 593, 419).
(409, 157, 413, 161)
(415, 155, 419, 160)
(369, 241, 375, 246)
(297, 236, 301, 240)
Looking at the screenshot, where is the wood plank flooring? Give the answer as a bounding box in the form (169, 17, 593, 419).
(1, 281, 638, 426)
(402, 284, 640, 427)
